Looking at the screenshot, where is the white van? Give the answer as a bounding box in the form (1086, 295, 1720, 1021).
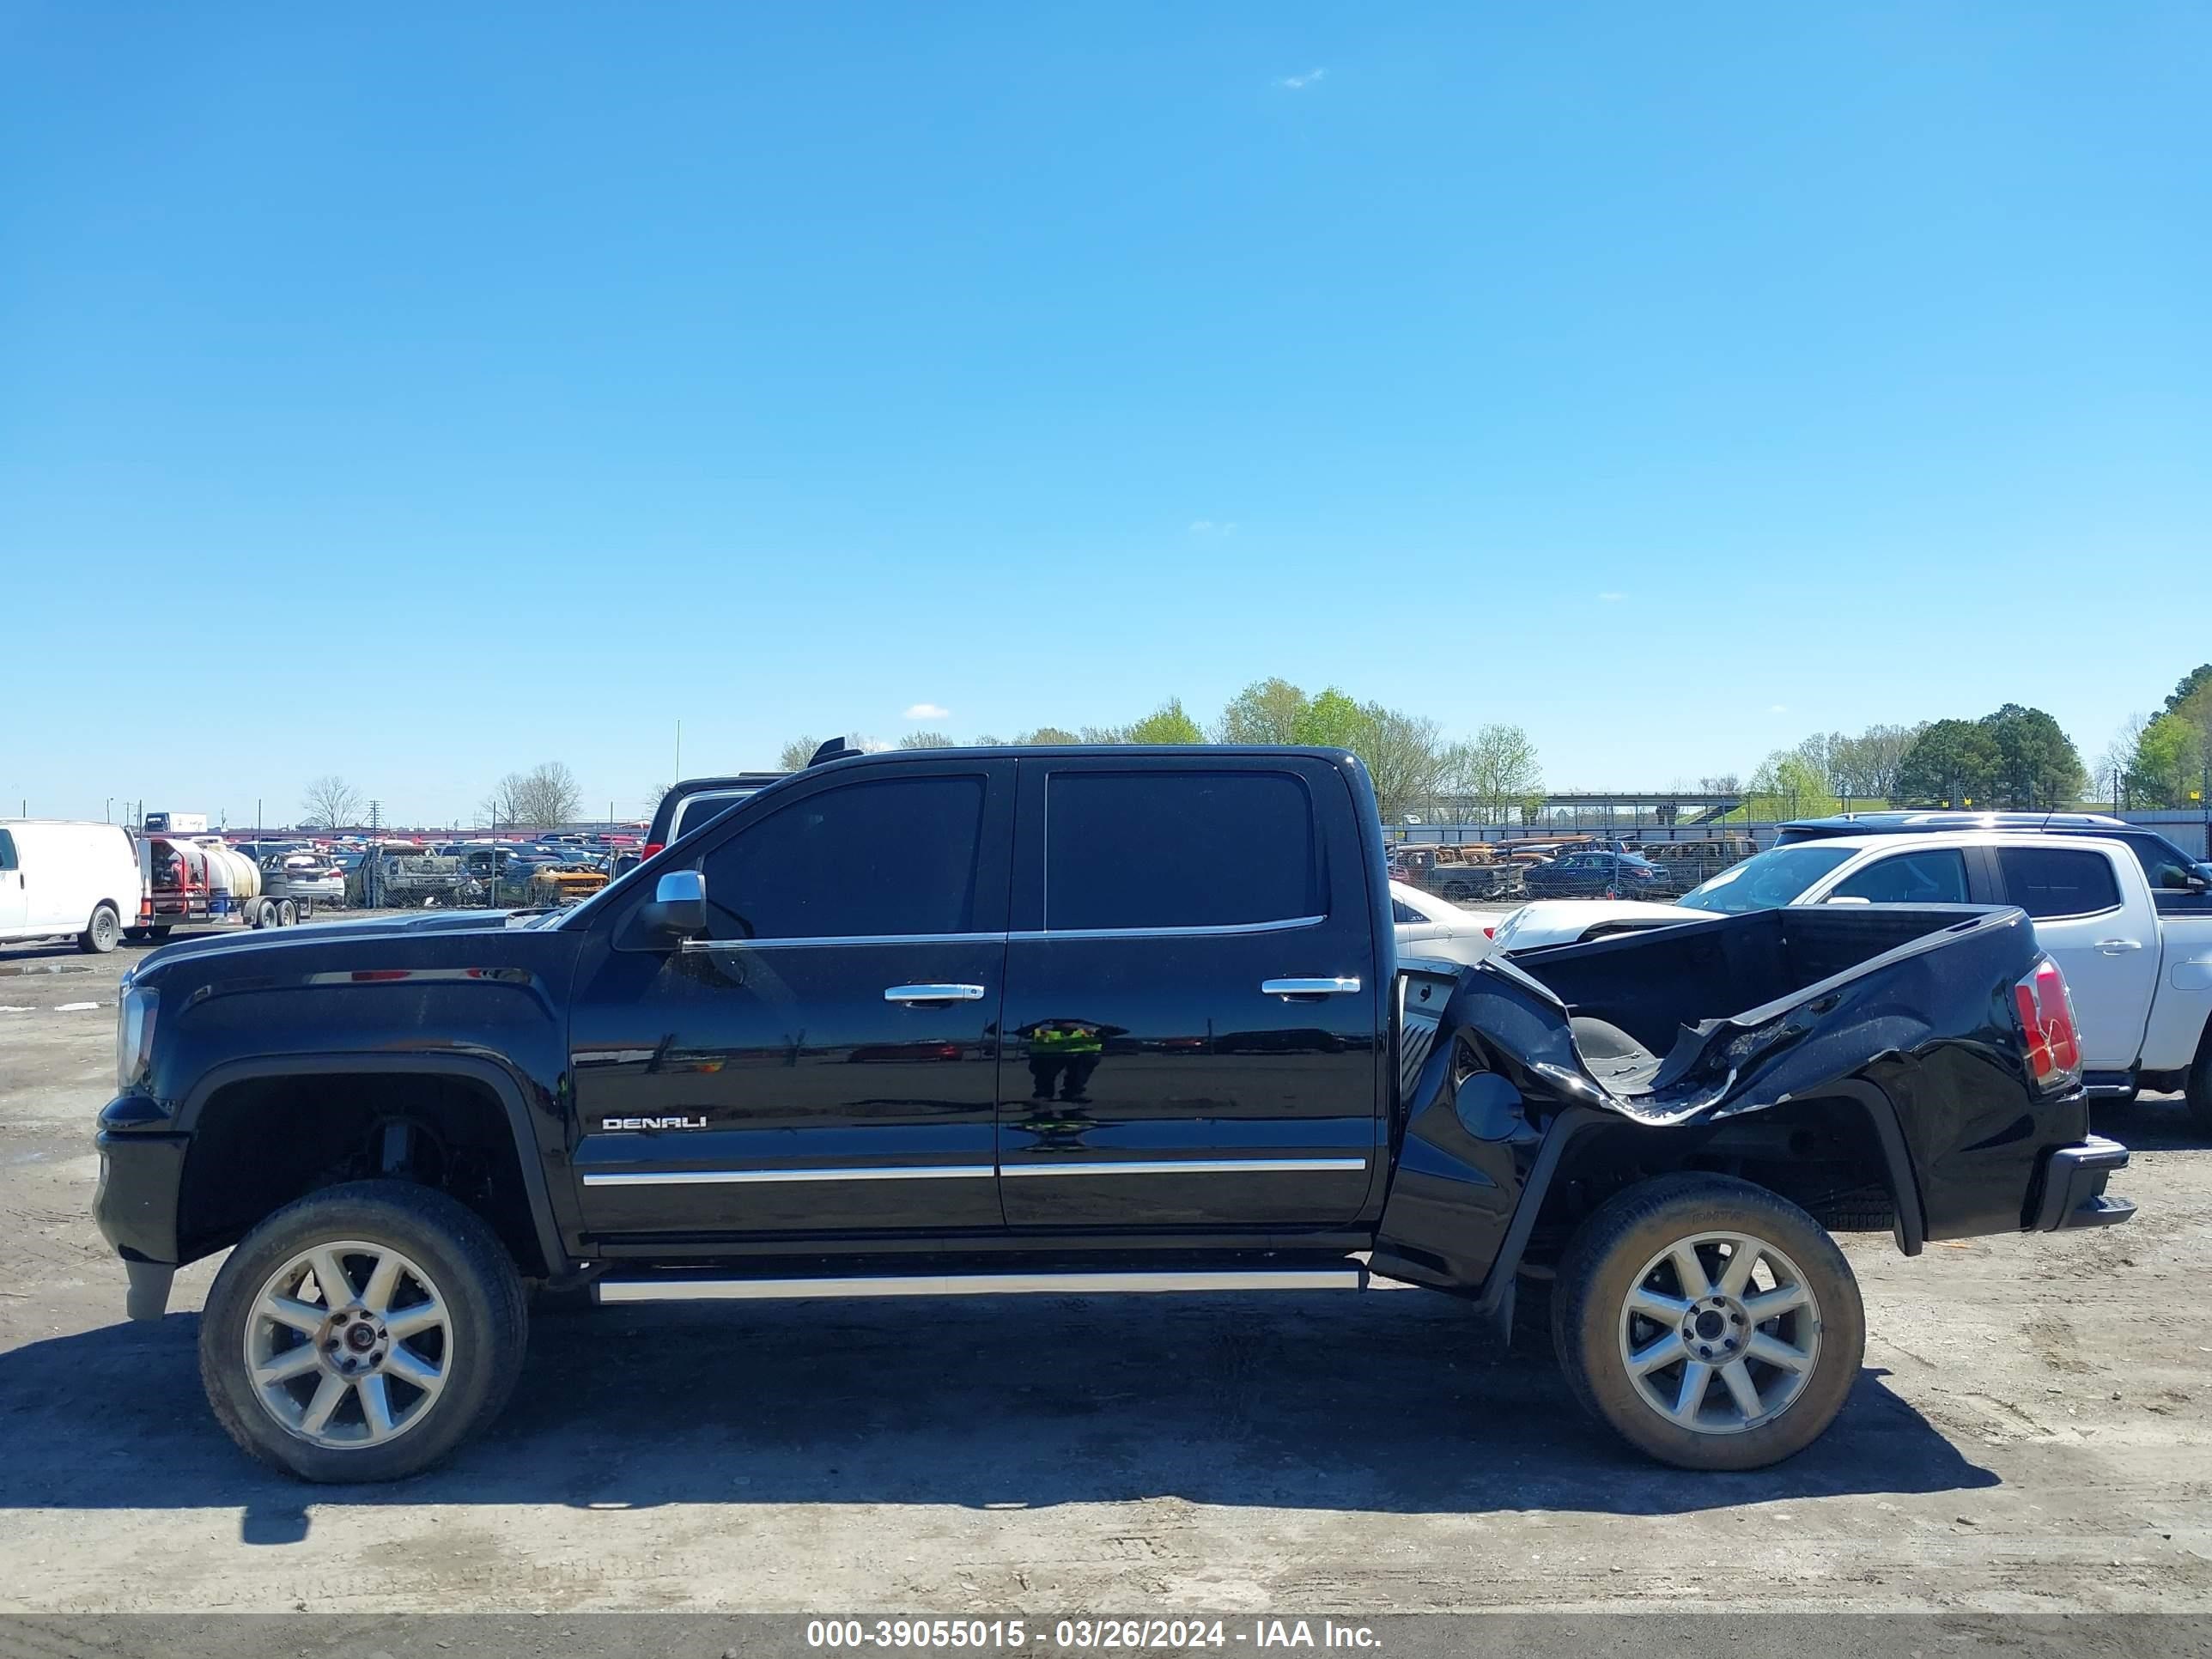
(0, 820, 145, 952)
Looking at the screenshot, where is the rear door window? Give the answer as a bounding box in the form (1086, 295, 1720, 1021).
(1044, 771, 1317, 932)
(1829, 848, 1970, 903)
(1996, 847, 2123, 919)
(0, 830, 15, 871)
(2120, 834, 2199, 891)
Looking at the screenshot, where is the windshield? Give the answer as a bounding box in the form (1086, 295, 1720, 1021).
(1676, 844, 1856, 915)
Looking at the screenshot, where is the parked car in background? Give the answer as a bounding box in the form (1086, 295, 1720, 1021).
(641, 771, 789, 858)
(1390, 843, 1522, 902)
(1389, 879, 1501, 966)
(1634, 836, 1759, 896)
(0, 819, 143, 952)
(253, 853, 346, 924)
(1494, 830, 2212, 1127)
(1778, 812, 2212, 915)
(1522, 850, 1665, 899)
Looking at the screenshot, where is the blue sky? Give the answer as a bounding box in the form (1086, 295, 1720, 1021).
(4, 3, 2207, 826)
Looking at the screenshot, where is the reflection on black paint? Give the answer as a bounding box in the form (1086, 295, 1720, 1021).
(1016, 1018, 1123, 1105)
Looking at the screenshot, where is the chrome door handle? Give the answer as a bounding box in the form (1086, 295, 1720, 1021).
(1261, 977, 1362, 999)
(2094, 939, 2144, 954)
(884, 983, 988, 1003)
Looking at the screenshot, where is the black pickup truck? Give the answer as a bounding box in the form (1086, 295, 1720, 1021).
(94, 745, 2133, 1482)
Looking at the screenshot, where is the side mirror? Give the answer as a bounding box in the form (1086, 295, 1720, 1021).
(640, 869, 707, 938)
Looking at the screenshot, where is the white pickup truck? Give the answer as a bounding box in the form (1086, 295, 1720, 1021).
(1490, 831, 2212, 1125)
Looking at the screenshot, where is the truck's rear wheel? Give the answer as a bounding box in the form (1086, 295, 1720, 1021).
(79, 902, 121, 954)
(1552, 1172, 1863, 1471)
(277, 899, 298, 927)
(2187, 1048, 2212, 1133)
(198, 1180, 527, 1483)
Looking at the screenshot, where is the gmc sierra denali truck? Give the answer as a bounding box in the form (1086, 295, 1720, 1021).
(94, 745, 2133, 1483)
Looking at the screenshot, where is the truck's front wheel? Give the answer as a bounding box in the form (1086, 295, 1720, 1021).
(1552, 1172, 1863, 1472)
(198, 1180, 527, 1483)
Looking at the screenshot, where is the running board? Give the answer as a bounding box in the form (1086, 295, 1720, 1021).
(594, 1266, 1369, 1304)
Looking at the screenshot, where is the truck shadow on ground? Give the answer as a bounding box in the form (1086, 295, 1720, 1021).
(0, 1290, 1995, 1540)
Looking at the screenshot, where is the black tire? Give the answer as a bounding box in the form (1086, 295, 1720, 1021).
(277, 898, 298, 927)
(1552, 1172, 1864, 1472)
(2188, 1048, 2212, 1134)
(78, 902, 121, 954)
(149, 925, 173, 940)
(254, 898, 278, 929)
(198, 1180, 528, 1483)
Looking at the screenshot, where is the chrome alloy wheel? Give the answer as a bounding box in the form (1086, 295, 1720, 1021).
(1616, 1230, 1820, 1435)
(243, 1240, 451, 1449)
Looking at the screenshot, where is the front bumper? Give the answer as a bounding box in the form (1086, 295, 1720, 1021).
(2033, 1134, 2136, 1231)
(93, 1119, 187, 1266)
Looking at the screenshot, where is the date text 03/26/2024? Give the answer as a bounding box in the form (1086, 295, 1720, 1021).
(805, 1620, 1383, 1650)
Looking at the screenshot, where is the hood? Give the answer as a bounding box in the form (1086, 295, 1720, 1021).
(1493, 899, 1690, 951)
(133, 908, 545, 975)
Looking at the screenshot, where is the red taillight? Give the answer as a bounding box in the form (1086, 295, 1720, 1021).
(641, 842, 664, 859)
(2013, 956, 2082, 1091)
(1482, 926, 1496, 939)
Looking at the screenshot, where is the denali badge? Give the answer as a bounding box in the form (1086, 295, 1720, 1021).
(602, 1115, 709, 1131)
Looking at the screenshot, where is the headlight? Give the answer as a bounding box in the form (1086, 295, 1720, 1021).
(116, 983, 159, 1093)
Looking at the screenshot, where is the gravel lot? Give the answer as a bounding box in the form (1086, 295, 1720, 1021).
(1, 922, 2207, 1614)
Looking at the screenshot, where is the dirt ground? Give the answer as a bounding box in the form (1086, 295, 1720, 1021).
(1, 923, 2207, 1615)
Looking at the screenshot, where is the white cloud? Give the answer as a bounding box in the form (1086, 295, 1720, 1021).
(902, 702, 951, 721)
(1769, 704, 1789, 714)
(1188, 519, 1238, 535)
(1275, 68, 1326, 90)
(1597, 591, 1626, 603)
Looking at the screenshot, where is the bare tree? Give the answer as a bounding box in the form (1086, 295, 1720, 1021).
(484, 763, 581, 829)
(1450, 724, 1542, 824)
(897, 731, 957, 750)
(1356, 704, 1449, 822)
(644, 782, 671, 810)
(2100, 713, 2149, 810)
(1828, 722, 1925, 802)
(775, 735, 819, 771)
(1015, 726, 1082, 744)
(301, 775, 363, 830)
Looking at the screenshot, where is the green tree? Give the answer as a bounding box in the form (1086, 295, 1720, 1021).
(897, 731, 957, 750)
(1126, 698, 1204, 744)
(1895, 719, 2001, 806)
(775, 735, 819, 771)
(2126, 711, 2205, 807)
(1450, 724, 1542, 824)
(1214, 678, 1310, 744)
(1013, 726, 1081, 745)
(1291, 687, 1368, 750)
(1740, 752, 1840, 821)
(2161, 663, 2212, 718)
(1978, 703, 2086, 808)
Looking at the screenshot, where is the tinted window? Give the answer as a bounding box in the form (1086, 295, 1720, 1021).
(695, 775, 986, 940)
(2120, 833, 2199, 890)
(0, 830, 14, 872)
(1045, 771, 1317, 932)
(1831, 848, 1970, 904)
(1997, 848, 2122, 918)
(1392, 898, 1424, 925)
